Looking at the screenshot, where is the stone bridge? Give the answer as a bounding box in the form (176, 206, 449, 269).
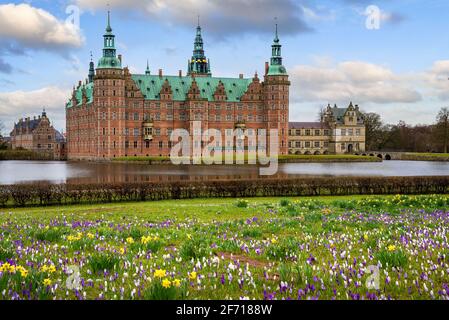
(355, 151, 405, 160)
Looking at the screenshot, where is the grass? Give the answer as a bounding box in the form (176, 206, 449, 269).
(113, 154, 381, 163)
(403, 153, 449, 161)
(1, 194, 449, 300)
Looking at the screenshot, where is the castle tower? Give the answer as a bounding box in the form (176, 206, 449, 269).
(88, 52, 95, 83)
(94, 10, 125, 159)
(264, 22, 290, 155)
(187, 18, 211, 77)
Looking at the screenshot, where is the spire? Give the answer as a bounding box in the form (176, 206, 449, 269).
(187, 17, 211, 77)
(267, 19, 287, 76)
(106, 9, 112, 33)
(97, 10, 122, 69)
(145, 59, 151, 75)
(88, 51, 95, 82)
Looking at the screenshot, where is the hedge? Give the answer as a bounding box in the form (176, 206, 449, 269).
(1, 176, 449, 208)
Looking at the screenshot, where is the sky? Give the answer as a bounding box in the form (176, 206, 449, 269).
(1, 0, 449, 135)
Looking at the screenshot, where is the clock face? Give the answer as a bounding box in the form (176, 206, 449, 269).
(280, 66, 286, 73)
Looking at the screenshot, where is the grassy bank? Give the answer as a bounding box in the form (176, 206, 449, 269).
(0, 150, 53, 161)
(1, 194, 449, 300)
(402, 153, 449, 161)
(113, 154, 381, 164)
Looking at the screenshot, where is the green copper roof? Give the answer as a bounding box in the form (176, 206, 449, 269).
(97, 56, 122, 69)
(267, 65, 287, 75)
(66, 82, 94, 108)
(131, 75, 252, 102)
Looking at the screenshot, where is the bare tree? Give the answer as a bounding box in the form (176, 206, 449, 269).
(435, 107, 449, 153)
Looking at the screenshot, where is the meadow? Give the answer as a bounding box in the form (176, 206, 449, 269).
(1, 194, 449, 300)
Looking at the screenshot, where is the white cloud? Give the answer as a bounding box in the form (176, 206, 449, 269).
(0, 3, 84, 50)
(290, 61, 422, 104)
(0, 86, 70, 134)
(422, 60, 449, 100)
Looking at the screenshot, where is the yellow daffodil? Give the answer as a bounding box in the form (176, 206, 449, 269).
(48, 265, 56, 273)
(187, 234, 192, 240)
(87, 233, 94, 239)
(119, 247, 125, 255)
(154, 269, 166, 278)
(173, 279, 181, 288)
(40, 265, 48, 272)
(162, 279, 171, 288)
(43, 278, 52, 286)
(388, 245, 396, 252)
(364, 234, 369, 241)
(271, 238, 277, 244)
(17, 266, 28, 278)
(189, 271, 197, 281)
(126, 237, 134, 244)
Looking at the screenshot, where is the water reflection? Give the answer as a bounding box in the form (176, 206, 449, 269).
(0, 160, 448, 185)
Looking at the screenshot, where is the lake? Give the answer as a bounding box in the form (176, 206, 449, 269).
(0, 160, 449, 185)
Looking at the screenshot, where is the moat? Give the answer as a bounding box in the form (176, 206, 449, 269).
(1, 160, 449, 185)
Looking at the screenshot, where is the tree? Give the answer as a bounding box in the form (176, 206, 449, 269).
(0, 120, 6, 150)
(362, 112, 387, 151)
(434, 107, 449, 153)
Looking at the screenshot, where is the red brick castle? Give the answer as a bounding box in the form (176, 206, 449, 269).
(66, 12, 290, 160)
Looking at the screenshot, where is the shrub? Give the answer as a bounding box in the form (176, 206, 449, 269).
(143, 280, 186, 300)
(180, 239, 208, 260)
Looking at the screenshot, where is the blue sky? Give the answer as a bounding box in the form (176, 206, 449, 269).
(1, 0, 449, 134)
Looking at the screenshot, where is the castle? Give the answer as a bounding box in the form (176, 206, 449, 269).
(66, 12, 364, 160)
(10, 110, 66, 160)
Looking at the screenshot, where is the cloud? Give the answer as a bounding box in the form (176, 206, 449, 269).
(0, 3, 85, 73)
(290, 61, 422, 104)
(0, 86, 70, 133)
(422, 60, 449, 100)
(75, 0, 312, 39)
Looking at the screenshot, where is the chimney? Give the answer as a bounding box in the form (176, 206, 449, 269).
(265, 62, 269, 75)
(239, 74, 244, 79)
(179, 70, 182, 77)
(159, 69, 163, 78)
(118, 54, 122, 64)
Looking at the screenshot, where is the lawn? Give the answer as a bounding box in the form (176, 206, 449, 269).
(1, 194, 449, 300)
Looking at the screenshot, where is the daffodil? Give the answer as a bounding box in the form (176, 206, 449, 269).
(48, 265, 56, 273)
(119, 247, 125, 255)
(40, 265, 48, 273)
(43, 278, 52, 286)
(87, 233, 94, 239)
(364, 234, 369, 241)
(189, 271, 197, 281)
(162, 279, 171, 288)
(126, 237, 134, 244)
(388, 245, 396, 252)
(154, 269, 166, 278)
(173, 279, 181, 288)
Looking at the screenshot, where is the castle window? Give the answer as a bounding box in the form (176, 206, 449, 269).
(324, 141, 329, 148)
(134, 141, 138, 148)
(305, 142, 311, 148)
(133, 113, 139, 121)
(348, 129, 354, 136)
(159, 141, 163, 149)
(295, 141, 301, 148)
(356, 129, 361, 136)
(315, 142, 320, 148)
(315, 130, 320, 136)
(134, 128, 139, 136)
(324, 130, 330, 136)
(305, 130, 311, 136)
(341, 129, 346, 136)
